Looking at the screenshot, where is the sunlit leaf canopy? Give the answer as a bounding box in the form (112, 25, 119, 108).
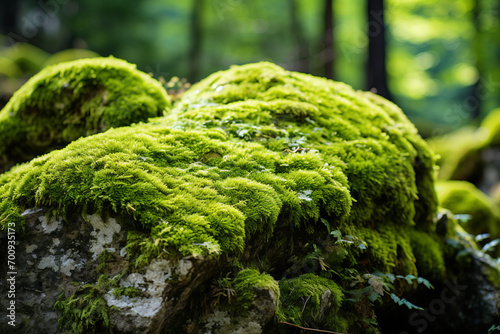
(0, 0, 499, 137)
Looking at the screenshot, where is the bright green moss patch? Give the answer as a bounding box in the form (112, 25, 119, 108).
(0, 56, 170, 171)
(481, 108, 500, 146)
(436, 180, 500, 238)
(427, 126, 488, 181)
(160, 61, 436, 230)
(277, 273, 347, 332)
(231, 268, 279, 314)
(0, 124, 351, 259)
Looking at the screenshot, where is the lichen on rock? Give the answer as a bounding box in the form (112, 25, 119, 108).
(0, 57, 171, 172)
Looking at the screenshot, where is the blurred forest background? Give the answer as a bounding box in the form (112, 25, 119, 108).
(1, 0, 500, 138)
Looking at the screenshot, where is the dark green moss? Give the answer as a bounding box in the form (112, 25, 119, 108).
(54, 275, 116, 334)
(409, 229, 446, 279)
(277, 273, 347, 332)
(0, 56, 171, 171)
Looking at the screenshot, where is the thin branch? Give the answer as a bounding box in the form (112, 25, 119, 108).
(279, 321, 349, 334)
(301, 295, 311, 315)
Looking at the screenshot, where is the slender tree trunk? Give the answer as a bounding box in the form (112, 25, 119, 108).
(322, 0, 334, 79)
(188, 0, 204, 82)
(1, 0, 18, 37)
(471, 0, 482, 119)
(289, 0, 310, 73)
(366, 0, 392, 100)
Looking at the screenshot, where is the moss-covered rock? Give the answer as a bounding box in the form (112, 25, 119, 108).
(429, 108, 500, 193)
(0, 57, 170, 172)
(164, 62, 437, 230)
(3, 61, 491, 334)
(436, 180, 500, 240)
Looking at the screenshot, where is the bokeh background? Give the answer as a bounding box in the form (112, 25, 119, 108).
(1, 0, 500, 138)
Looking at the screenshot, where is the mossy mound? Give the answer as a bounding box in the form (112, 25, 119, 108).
(0, 125, 350, 258)
(163, 62, 437, 230)
(0, 61, 443, 333)
(0, 57, 170, 172)
(436, 180, 500, 240)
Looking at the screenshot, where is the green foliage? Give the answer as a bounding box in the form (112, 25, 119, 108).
(0, 57, 171, 171)
(489, 325, 500, 333)
(348, 271, 432, 310)
(54, 275, 117, 334)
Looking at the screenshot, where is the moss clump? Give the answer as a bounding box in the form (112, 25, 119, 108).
(231, 268, 279, 314)
(409, 229, 446, 279)
(436, 180, 500, 239)
(0, 56, 170, 171)
(277, 273, 347, 332)
(481, 108, 500, 146)
(356, 224, 416, 275)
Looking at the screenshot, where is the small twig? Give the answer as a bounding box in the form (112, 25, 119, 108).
(301, 295, 311, 315)
(279, 321, 349, 334)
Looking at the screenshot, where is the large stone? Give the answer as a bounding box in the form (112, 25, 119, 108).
(1, 60, 498, 333)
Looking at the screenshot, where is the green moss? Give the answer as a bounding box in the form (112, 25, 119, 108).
(231, 268, 279, 314)
(97, 250, 115, 274)
(0, 125, 350, 260)
(0, 61, 443, 331)
(356, 224, 416, 275)
(436, 180, 500, 238)
(0, 56, 171, 171)
(54, 275, 117, 334)
(481, 108, 500, 146)
(111, 286, 143, 299)
(161, 61, 436, 230)
(409, 229, 446, 279)
(277, 273, 347, 332)
(428, 109, 500, 182)
(5, 43, 50, 73)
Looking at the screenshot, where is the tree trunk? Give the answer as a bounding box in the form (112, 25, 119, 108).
(471, 0, 481, 119)
(289, 0, 309, 73)
(322, 0, 334, 79)
(188, 0, 204, 82)
(366, 0, 392, 101)
(1, 0, 19, 38)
